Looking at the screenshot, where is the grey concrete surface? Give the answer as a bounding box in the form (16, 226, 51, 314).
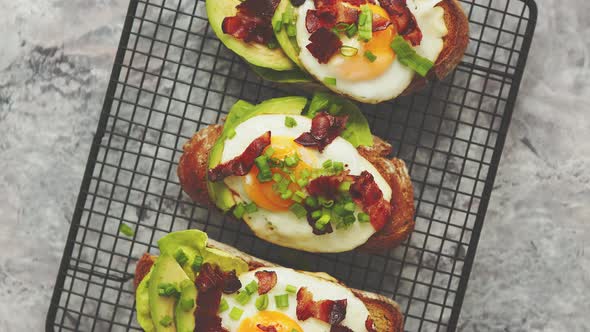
(0, 0, 588, 331)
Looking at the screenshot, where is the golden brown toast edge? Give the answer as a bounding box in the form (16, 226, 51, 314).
(134, 239, 404, 331)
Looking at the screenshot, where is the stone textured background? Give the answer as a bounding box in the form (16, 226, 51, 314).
(0, 0, 588, 331)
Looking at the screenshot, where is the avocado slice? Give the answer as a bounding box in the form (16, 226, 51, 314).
(158, 230, 249, 277)
(206, 0, 296, 71)
(174, 280, 197, 332)
(207, 97, 309, 211)
(273, 0, 305, 69)
(250, 64, 312, 83)
(148, 254, 190, 332)
(136, 270, 156, 332)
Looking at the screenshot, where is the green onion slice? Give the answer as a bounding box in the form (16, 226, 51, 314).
(390, 35, 434, 77)
(275, 294, 289, 308)
(255, 294, 269, 311)
(218, 298, 229, 313)
(229, 307, 244, 320)
(340, 46, 359, 57)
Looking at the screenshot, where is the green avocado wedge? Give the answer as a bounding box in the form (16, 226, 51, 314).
(136, 270, 156, 332)
(147, 255, 190, 332)
(174, 280, 197, 332)
(206, 0, 296, 71)
(272, 0, 305, 69)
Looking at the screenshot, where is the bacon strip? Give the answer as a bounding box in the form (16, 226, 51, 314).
(306, 172, 351, 200)
(194, 263, 239, 332)
(307, 211, 334, 235)
(305, 27, 343, 64)
(373, 14, 392, 31)
(349, 170, 391, 231)
(222, 0, 279, 44)
(296, 287, 348, 325)
(255, 270, 277, 295)
(295, 112, 348, 151)
(378, 0, 422, 45)
(208, 131, 271, 182)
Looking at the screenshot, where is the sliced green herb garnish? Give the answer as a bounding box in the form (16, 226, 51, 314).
(275, 294, 289, 308)
(364, 50, 377, 62)
(229, 307, 244, 320)
(256, 294, 269, 311)
(174, 248, 188, 266)
(159, 315, 173, 327)
(285, 116, 298, 128)
(218, 298, 229, 313)
(323, 77, 337, 86)
(118, 223, 135, 237)
(192, 255, 204, 272)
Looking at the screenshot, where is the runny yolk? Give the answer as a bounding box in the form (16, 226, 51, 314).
(238, 311, 303, 332)
(243, 136, 314, 212)
(336, 4, 397, 81)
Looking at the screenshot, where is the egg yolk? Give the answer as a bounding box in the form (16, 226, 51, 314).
(336, 4, 397, 81)
(238, 311, 303, 332)
(243, 136, 314, 212)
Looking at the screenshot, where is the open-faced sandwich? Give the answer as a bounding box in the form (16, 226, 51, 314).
(206, 0, 469, 103)
(177, 94, 415, 253)
(134, 230, 404, 331)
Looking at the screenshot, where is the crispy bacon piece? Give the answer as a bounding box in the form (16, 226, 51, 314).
(306, 3, 359, 33)
(330, 326, 353, 332)
(222, 0, 279, 44)
(255, 270, 278, 295)
(222, 270, 242, 294)
(194, 263, 235, 332)
(208, 131, 271, 182)
(378, 0, 422, 45)
(257, 325, 278, 332)
(307, 211, 334, 235)
(349, 171, 392, 231)
(314, 0, 337, 7)
(305, 27, 343, 63)
(366, 317, 378, 332)
(295, 112, 348, 151)
(296, 287, 348, 325)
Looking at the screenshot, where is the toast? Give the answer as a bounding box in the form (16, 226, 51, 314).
(134, 238, 404, 331)
(401, 0, 470, 96)
(177, 123, 415, 254)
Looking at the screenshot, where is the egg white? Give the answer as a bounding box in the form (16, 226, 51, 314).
(220, 114, 391, 253)
(219, 267, 370, 331)
(295, 0, 448, 103)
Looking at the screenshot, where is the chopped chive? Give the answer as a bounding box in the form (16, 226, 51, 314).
(255, 155, 272, 182)
(323, 77, 337, 86)
(292, 194, 303, 203)
(333, 161, 344, 172)
(315, 214, 331, 230)
(273, 173, 283, 182)
(158, 283, 179, 297)
(344, 202, 356, 212)
(390, 35, 434, 77)
(343, 214, 356, 224)
(233, 203, 246, 219)
(305, 196, 319, 209)
(333, 22, 351, 33)
(285, 116, 298, 128)
(285, 154, 299, 167)
(280, 190, 293, 200)
(364, 50, 377, 62)
(300, 168, 310, 179)
(245, 280, 259, 295)
(289, 203, 307, 218)
(340, 45, 358, 57)
(273, 19, 283, 32)
(345, 23, 358, 38)
(359, 5, 373, 41)
(286, 24, 297, 37)
(159, 315, 173, 327)
(275, 294, 289, 308)
(333, 204, 346, 216)
(255, 294, 269, 311)
(286, 285, 297, 293)
(174, 248, 189, 266)
(322, 160, 333, 169)
(265, 147, 275, 158)
(236, 291, 251, 305)
(338, 181, 352, 192)
(218, 298, 229, 313)
(295, 190, 307, 199)
(245, 202, 258, 214)
(192, 255, 204, 272)
(229, 307, 244, 320)
(319, 196, 334, 208)
(311, 210, 323, 220)
(358, 212, 370, 222)
(297, 178, 309, 188)
(267, 40, 279, 49)
(179, 298, 195, 311)
(118, 223, 135, 237)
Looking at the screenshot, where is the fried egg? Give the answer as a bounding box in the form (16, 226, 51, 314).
(219, 267, 370, 331)
(220, 114, 391, 253)
(295, 0, 448, 103)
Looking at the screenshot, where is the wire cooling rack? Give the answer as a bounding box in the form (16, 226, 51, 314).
(46, 0, 537, 331)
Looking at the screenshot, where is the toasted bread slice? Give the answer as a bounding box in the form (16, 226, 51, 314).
(134, 239, 404, 331)
(177, 125, 415, 253)
(402, 0, 470, 96)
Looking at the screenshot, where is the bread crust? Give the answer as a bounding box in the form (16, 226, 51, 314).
(402, 0, 470, 96)
(135, 239, 404, 331)
(178, 126, 415, 253)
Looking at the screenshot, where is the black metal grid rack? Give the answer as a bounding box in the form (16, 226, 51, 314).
(46, 0, 537, 330)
